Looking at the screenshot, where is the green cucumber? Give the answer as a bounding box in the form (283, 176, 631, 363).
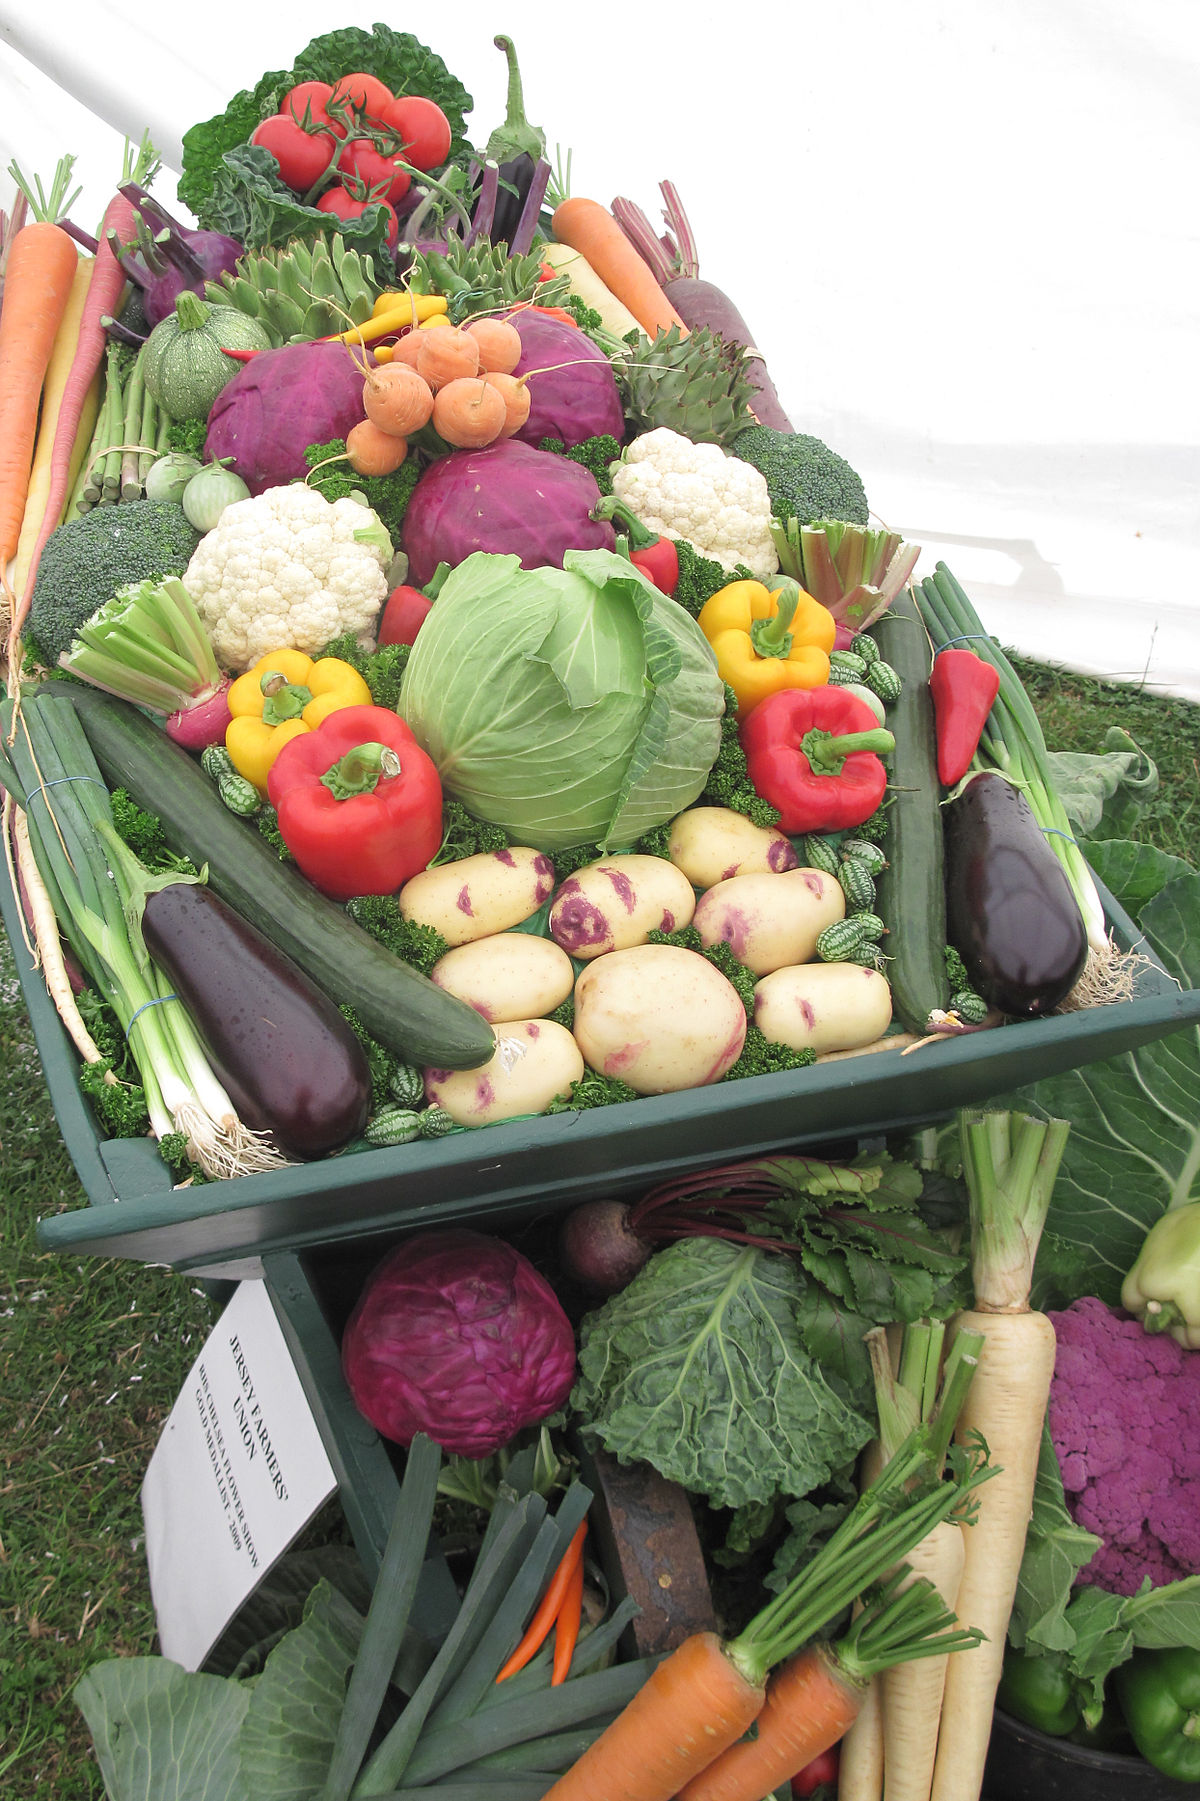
(870, 588, 951, 1031)
(839, 838, 889, 874)
(216, 770, 261, 817)
(418, 1105, 461, 1138)
(817, 918, 873, 961)
(48, 686, 496, 1071)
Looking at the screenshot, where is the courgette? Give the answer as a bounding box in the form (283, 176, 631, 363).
(45, 686, 496, 1071)
(868, 589, 951, 1031)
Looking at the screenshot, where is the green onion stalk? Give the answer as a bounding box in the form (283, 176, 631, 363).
(0, 691, 286, 1178)
(914, 562, 1112, 981)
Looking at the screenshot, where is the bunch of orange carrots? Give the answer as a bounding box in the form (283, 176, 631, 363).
(0, 138, 156, 687)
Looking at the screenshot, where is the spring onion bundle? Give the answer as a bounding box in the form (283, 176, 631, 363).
(0, 689, 285, 1177)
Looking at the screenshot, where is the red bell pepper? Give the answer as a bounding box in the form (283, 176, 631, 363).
(592, 496, 680, 597)
(267, 703, 443, 901)
(739, 686, 894, 834)
(929, 647, 1001, 786)
(378, 583, 434, 648)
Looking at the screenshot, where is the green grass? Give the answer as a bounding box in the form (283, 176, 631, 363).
(1, 655, 1197, 1795)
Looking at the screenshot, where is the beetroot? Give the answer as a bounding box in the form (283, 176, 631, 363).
(559, 1200, 653, 1296)
(400, 441, 616, 586)
(204, 341, 367, 495)
(508, 309, 626, 449)
(341, 1228, 577, 1459)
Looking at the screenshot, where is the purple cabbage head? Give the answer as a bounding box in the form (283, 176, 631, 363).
(144, 231, 244, 328)
(341, 1228, 577, 1459)
(204, 341, 367, 495)
(508, 309, 626, 449)
(401, 441, 616, 586)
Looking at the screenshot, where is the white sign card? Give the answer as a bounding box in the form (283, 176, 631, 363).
(141, 1278, 337, 1671)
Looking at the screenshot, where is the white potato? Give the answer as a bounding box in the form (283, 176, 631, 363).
(667, 806, 798, 889)
(572, 944, 746, 1095)
(424, 1019, 584, 1126)
(548, 854, 696, 960)
(399, 847, 556, 947)
(692, 868, 846, 976)
(431, 934, 576, 1023)
(754, 962, 894, 1054)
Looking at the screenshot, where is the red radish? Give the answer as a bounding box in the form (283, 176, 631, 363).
(164, 680, 233, 751)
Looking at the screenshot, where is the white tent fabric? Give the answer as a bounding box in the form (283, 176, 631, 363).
(2, 2, 1197, 699)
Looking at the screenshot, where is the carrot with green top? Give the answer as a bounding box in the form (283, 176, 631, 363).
(0, 156, 82, 640)
(541, 1426, 993, 1801)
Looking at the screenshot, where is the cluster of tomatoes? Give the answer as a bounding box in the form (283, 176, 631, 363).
(249, 72, 453, 249)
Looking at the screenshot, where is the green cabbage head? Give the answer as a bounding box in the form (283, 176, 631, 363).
(398, 549, 725, 852)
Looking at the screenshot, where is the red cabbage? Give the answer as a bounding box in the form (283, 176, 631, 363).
(341, 1228, 577, 1459)
(508, 309, 626, 449)
(204, 341, 367, 495)
(400, 441, 616, 586)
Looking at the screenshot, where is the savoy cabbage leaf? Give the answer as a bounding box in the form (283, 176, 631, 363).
(572, 1237, 874, 1510)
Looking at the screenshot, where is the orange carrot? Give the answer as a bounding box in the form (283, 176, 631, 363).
(496, 1519, 587, 1685)
(551, 1548, 585, 1687)
(539, 1629, 766, 1801)
(551, 196, 688, 340)
(677, 1642, 865, 1801)
(0, 213, 81, 576)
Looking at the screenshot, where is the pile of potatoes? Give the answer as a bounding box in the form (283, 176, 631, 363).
(399, 811, 894, 1127)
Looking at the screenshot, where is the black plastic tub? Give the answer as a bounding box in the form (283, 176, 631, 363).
(984, 1706, 1195, 1799)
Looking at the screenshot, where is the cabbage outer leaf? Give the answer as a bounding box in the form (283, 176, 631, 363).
(399, 549, 724, 852)
(571, 1237, 873, 1511)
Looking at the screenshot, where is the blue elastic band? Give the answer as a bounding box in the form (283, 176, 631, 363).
(125, 993, 180, 1039)
(938, 633, 995, 651)
(25, 775, 108, 806)
(1041, 826, 1080, 847)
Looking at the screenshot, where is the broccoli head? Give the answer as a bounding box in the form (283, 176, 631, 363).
(731, 427, 869, 530)
(1047, 1295, 1200, 1596)
(29, 501, 201, 669)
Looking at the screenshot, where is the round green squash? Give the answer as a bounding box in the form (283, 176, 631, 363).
(141, 292, 271, 422)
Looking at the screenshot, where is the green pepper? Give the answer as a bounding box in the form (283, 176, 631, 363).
(996, 1645, 1082, 1737)
(1121, 1200, 1200, 1348)
(1115, 1646, 1200, 1781)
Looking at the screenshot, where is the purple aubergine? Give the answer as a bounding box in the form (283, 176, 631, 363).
(942, 770, 1089, 1017)
(141, 882, 371, 1158)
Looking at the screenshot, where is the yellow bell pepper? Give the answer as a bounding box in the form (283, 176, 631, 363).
(225, 649, 373, 792)
(698, 578, 837, 716)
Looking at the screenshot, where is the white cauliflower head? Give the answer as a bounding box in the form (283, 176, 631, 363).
(184, 483, 393, 672)
(611, 428, 779, 575)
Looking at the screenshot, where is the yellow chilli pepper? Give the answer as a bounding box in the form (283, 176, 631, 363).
(697, 578, 837, 716)
(225, 649, 372, 792)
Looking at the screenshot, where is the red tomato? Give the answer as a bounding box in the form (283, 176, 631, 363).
(378, 584, 434, 647)
(791, 1744, 840, 1797)
(381, 95, 452, 172)
(329, 71, 394, 126)
(337, 138, 412, 206)
(281, 80, 344, 140)
(249, 114, 334, 193)
(315, 185, 399, 250)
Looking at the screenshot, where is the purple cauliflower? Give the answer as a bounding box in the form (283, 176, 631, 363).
(341, 1228, 577, 1460)
(1048, 1295, 1200, 1595)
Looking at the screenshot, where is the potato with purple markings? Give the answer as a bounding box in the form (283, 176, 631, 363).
(424, 1019, 584, 1125)
(692, 868, 846, 976)
(399, 847, 556, 947)
(754, 962, 893, 1054)
(572, 944, 746, 1094)
(548, 854, 696, 961)
(667, 806, 798, 890)
(431, 933, 576, 1023)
